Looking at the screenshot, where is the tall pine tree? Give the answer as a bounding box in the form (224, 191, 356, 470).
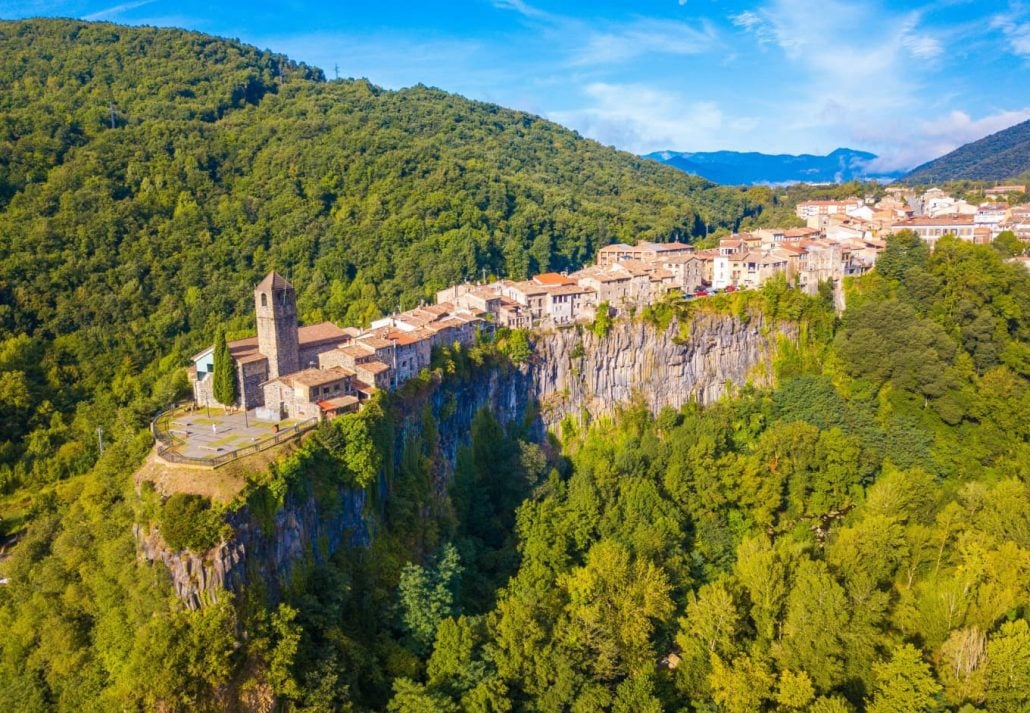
(212, 328, 237, 409)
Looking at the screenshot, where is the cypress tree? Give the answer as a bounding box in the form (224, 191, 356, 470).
(212, 328, 237, 408)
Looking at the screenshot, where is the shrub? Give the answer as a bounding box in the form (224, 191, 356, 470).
(160, 493, 224, 552)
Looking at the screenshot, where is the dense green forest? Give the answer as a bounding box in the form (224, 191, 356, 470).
(1, 17, 1029, 713)
(2, 233, 1027, 711)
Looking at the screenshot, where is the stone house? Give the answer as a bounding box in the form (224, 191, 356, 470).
(890, 215, 976, 249)
(544, 284, 597, 324)
(596, 241, 693, 266)
(498, 281, 549, 323)
(661, 254, 704, 293)
(260, 366, 357, 421)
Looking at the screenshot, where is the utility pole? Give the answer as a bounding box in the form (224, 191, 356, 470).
(334, 63, 339, 80)
(96, 426, 104, 456)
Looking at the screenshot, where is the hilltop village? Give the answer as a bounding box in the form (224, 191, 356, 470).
(798, 182, 1030, 248)
(188, 182, 1028, 425)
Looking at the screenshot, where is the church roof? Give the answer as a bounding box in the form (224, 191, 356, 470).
(256, 271, 293, 291)
(298, 322, 349, 347)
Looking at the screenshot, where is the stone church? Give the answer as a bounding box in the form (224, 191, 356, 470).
(189, 272, 353, 410)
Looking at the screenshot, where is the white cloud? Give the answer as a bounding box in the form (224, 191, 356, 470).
(726, 0, 989, 165)
(902, 34, 942, 60)
(548, 82, 755, 154)
(490, 0, 553, 21)
(83, 0, 155, 21)
(990, 4, 1030, 59)
(570, 18, 719, 66)
(730, 10, 774, 45)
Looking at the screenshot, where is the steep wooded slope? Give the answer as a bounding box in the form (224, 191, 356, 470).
(0, 18, 759, 494)
(903, 119, 1030, 183)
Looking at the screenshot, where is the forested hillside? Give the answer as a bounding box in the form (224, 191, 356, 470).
(0, 18, 776, 499)
(1, 231, 1026, 712)
(1, 17, 1028, 713)
(903, 119, 1030, 184)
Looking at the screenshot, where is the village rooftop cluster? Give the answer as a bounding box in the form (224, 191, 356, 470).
(801, 183, 1030, 249)
(188, 183, 1028, 425)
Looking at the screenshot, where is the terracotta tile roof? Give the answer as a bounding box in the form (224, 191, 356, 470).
(319, 395, 359, 411)
(614, 260, 654, 276)
(452, 312, 484, 323)
(357, 360, 391, 375)
(338, 343, 375, 358)
(237, 352, 269, 366)
(358, 336, 395, 350)
(288, 366, 354, 387)
(546, 284, 593, 296)
(775, 244, 806, 254)
(353, 381, 377, 394)
(798, 199, 861, 207)
(590, 271, 632, 283)
(894, 215, 975, 226)
(533, 272, 576, 286)
(470, 286, 502, 299)
(651, 241, 694, 252)
(255, 271, 293, 291)
(298, 322, 350, 346)
(508, 280, 549, 295)
(388, 330, 423, 346)
(396, 314, 436, 328)
(228, 335, 258, 353)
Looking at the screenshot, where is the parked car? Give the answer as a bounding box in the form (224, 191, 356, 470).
(724, 285, 737, 293)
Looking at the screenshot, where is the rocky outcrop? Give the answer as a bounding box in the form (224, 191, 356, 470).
(530, 312, 788, 428)
(140, 311, 793, 605)
(136, 487, 369, 609)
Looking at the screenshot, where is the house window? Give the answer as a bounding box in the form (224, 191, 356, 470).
(261, 293, 267, 307)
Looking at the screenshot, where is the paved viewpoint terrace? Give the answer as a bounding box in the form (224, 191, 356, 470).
(156, 406, 302, 462)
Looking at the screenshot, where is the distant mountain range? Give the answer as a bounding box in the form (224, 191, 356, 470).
(643, 147, 904, 185)
(902, 119, 1030, 184)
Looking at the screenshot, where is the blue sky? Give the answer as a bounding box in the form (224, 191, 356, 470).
(3, 0, 1029, 169)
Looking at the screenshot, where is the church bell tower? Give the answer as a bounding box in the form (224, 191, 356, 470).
(255, 271, 300, 379)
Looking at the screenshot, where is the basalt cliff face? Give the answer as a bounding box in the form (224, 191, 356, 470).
(140, 312, 794, 606)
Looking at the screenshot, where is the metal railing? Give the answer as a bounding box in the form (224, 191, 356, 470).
(151, 404, 318, 468)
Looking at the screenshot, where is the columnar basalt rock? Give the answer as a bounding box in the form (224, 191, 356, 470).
(136, 487, 369, 609)
(140, 312, 794, 606)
